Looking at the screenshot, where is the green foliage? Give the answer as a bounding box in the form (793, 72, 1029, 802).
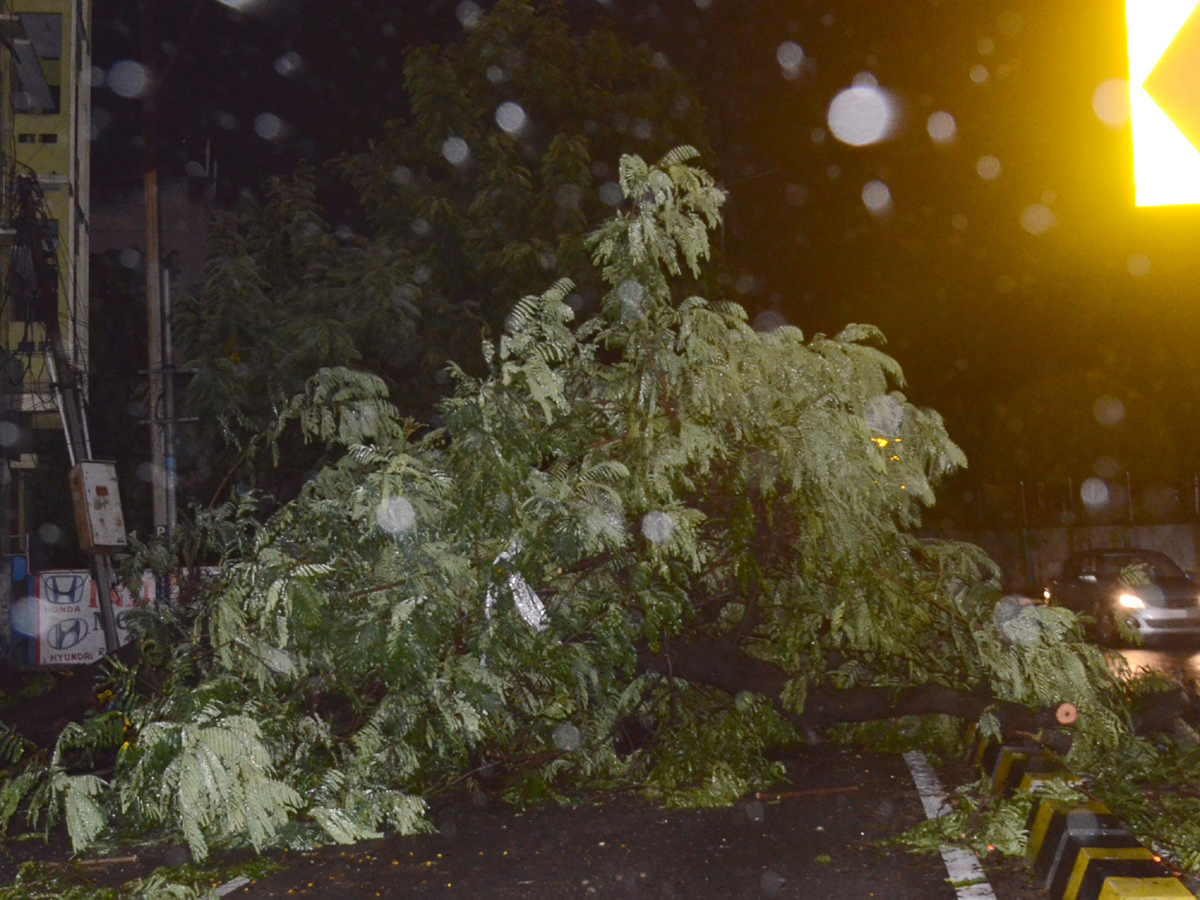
(0, 857, 281, 900)
(0, 145, 1154, 863)
(175, 0, 713, 500)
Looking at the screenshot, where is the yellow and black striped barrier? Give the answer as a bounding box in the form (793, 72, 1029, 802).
(966, 731, 1196, 900)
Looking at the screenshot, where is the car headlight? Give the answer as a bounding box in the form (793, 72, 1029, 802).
(1118, 593, 1145, 609)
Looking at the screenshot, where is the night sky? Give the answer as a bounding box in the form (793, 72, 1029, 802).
(87, 0, 1200, 501)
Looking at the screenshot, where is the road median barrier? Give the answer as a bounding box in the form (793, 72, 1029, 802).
(965, 729, 1196, 900)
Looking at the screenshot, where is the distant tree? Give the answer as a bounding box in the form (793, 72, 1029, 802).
(0, 150, 1141, 861)
(175, 0, 712, 503)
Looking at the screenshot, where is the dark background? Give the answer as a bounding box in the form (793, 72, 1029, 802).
(85, 0, 1200, 515)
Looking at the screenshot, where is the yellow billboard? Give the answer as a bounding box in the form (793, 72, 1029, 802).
(1129, 0, 1200, 205)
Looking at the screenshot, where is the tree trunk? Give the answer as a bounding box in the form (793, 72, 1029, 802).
(638, 633, 1187, 738)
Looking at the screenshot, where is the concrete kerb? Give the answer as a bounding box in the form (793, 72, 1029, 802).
(966, 731, 1196, 900)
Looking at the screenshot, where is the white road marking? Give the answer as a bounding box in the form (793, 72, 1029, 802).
(903, 750, 999, 900)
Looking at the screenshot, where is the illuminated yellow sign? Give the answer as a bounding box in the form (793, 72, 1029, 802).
(1128, 0, 1200, 205)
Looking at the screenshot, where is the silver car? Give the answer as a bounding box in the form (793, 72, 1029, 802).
(1042, 549, 1200, 645)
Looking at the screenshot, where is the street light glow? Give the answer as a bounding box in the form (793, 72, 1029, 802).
(1127, 0, 1200, 206)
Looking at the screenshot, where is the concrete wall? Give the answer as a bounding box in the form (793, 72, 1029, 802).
(930, 524, 1200, 595)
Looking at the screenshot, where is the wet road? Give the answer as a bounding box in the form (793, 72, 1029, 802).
(1119, 645, 1200, 684)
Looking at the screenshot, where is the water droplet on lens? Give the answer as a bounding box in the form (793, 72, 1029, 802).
(1093, 395, 1125, 427)
(442, 137, 470, 166)
(108, 60, 148, 98)
(495, 101, 527, 134)
(640, 511, 676, 545)
(376, 497, 417, 536)
(553, 723, 582, 751)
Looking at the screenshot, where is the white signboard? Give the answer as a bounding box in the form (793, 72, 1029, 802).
(33, 570, 158, 666)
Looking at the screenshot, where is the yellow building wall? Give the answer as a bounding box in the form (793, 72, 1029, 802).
(6, 0, 91, 424)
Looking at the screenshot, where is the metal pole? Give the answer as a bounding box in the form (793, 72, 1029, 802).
(141, 0, 167, 550)
(162, 269, 177, 535)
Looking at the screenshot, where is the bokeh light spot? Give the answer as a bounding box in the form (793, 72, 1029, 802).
(108, 60, 148, 98)
(1094, 395, 1125, 427)
(253, 113, 284, 140)
(494, 101, 527, 134)
(442, 137, 470, 166)
(976, 155, 1002, 180)
(970, 64, 989, 84)
(1092, 78, 1131, 129)
(1020, 203, 1056, 235)
(861, 179, 892, 214)
(926, 110, 957, 144)
(375, 497, 416, 536)
(827, 84, 897, 146)
(1081, 478, 1110, 509)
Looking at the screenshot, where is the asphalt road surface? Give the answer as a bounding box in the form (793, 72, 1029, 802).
(1119, 644, 1200, 684)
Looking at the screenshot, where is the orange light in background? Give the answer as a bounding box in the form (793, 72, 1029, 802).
(1128, 0, 1200, 205)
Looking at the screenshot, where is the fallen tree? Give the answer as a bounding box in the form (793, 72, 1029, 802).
(0, 149, 1160, 860)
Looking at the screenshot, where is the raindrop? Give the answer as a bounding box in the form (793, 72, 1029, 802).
(926, 110, 957, 144)
(826, 164, 841, 180)
(745, 800, 766, 822)
(951, 213, 969, 230)
(1080, 478, 1110, 509)
(553, 723, 582, 751)
(994, 595, 1040, 644)
(391, 166, 412, 186)
(997, 10, 1025, 37)
(694, 0, 712, 7)
(861, 179, 892, 214)
(495, 101, 527, 134)
(1127, 253, 1151, 276)
(810, 126, 827, 144)
(455, 1, 482, 27)
(8, 597, 35, 637)
(865, 394, 904, 438)
(633, 118, 653, 140)
(1020, 204, 1056, 235)
(411, 218, 431, 237)
(108, 60, 148, 98)
(275, 51, 302, 76)
(640, 511, 676, 545)
(976, 155, 1002, 180)
(1094, 456, 1122, 479)
(1093, 395, 1125, 427)
(375, 496, 417, 535)
(1092, 78, 1130, 129)
(1041, 190, 1057, 204)
(442, 136, 470, 166)
(0, 422, 16, 449)
(555, 184, 582, 210)
(826, 84, 898, 146)
(599, 181, 623, 206)
(37, 523, 62, 544)
(486, 66, 506, 83)
(254, 113, 284, 140)
(785, 184, 809, 206)
(760, 870, 785, 897)
(977, 37, 995, 54)
(85, 65, 105, 87)
(618, 279, 645, 317)
(753, 310, 787, 332)
(184, 160, 205, 178)
(119, 248, 141, 269)
(776, 40, 804, 72)
(969, 64, 989, 84)
(215, 111, 237, 131)
(334, 224, 354, 241)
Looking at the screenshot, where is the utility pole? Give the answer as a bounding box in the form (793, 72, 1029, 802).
(140, 0, 168, 552)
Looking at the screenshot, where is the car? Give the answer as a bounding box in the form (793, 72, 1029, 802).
(1042, 548, 1200, 646)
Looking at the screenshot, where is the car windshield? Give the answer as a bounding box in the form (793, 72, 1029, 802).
(1096, 553, 1184, 582)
